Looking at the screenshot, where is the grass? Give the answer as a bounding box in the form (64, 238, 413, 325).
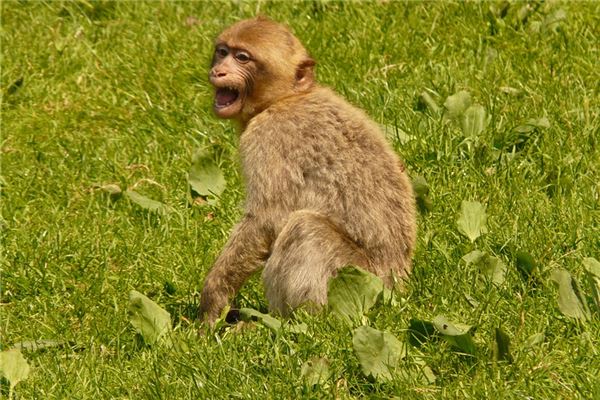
(1, 1, 599, 398)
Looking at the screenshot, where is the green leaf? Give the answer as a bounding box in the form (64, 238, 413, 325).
(239, 308, 282, 333)
(301, 357, 331, 386)
(432, 315, 477, 355)
(542, 8, 567, 32)
(413, 355, 436, 384)
(464, 293, 480, 308)
(444, 90, 472, 118)
(380, 124, 415, 145)
(7, 77, 24, 95)
(408, 319, 437, 346)
(484, 256, 507, 286)
(513, 117, 551, 134)
(523, 332, 545, 349)
(128, 290, 172, 345)
(11, 339, 69, 352)
(462, 250, 486, 266)
(98, 183, 123, 200)
(456, 201, 488, 243)
(461, 104, 487, 137)
(583, 257, 600, 311)
(125, 190, 170, 214)
(583, 257, 600, 277)
(352, 326, 406, 381)
(419, 91, 440, 115)
(327, 266, 384, 327)
(494, 327, 513, 363)
(188, 148, 226, 205)
(515, 251, 538, 280)
(412, 175, 433, 213)
(0, 349, 30, 396)
(463, 251, 506, 286)
(550, 269, 590, 320)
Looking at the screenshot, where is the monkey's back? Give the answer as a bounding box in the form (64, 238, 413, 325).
(242, 86, 416, 279)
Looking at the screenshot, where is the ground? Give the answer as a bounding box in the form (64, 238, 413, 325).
(1, 1, 599, 398)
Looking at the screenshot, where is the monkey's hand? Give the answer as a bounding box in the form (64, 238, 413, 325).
(199, 276, 232, 324)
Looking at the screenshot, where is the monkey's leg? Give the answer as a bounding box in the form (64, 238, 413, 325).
(262, 210, 368, 315)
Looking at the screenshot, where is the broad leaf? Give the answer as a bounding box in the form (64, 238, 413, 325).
(463, 251, 506, 286)
(352, 326, 406, 381)
(380, 124, 415, 145)
(413, 355, 436, 384)
(582, 257, 600, 311)
(412, 175, 432, 213)
(419, 91, 440, 115)
(188, 148, 226, 205)
(125, 190, 170, 214)
(301, 357, 331, 386)
(11, 339, 69, 352)
(514, 117, 551, 134)
(457, 201, 488, 243)
(328, 266, 384, 327)
(542, 8, 567, 32)
(515, 251, 538, 280)
(444, 90, 472, 118)
(461, 104, 487, 137)
(99, 183, 122, 200)
(494, 327, 513, 363)
(464, 293, 480, 308)
(239, 308, 282, 333)
(462, 250, 486, 266)
(432, 315, 477, 355)
(523, 332, 545, 349)
(408, 319, 437, 346)
(484, 256, 507, 285)
(128, 290, 172, 345)
(0, 349, 30, 395)
(550, 269, 590, 320)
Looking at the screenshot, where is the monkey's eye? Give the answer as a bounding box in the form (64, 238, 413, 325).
(235, 51, 251, 63)
(215, 47, 229, 58)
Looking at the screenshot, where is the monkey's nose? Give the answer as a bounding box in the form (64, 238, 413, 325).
(211, 69, 227, 78)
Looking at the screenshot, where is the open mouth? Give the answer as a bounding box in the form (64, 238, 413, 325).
(214, 87, 240, 109)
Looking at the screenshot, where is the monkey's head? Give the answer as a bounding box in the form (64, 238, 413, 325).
(209, 17, 315, 123)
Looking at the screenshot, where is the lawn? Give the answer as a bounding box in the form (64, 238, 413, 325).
(1, 1, 599, 398)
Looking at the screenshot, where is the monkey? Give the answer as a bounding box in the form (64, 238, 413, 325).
(199, 17, 416, 323)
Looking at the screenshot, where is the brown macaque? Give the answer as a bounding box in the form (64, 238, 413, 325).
(199, 17, 416, 323)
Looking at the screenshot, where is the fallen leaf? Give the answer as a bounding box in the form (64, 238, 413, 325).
(444, 90, 472, 118)
(353, 326, 406, 381)
(432, 315, 477, 355)
(301, 357, 331, 386)
(128, 290, 172, 345)
(239, 308, 282, 333)
(461, 104, 487, 137)
(125, 190, 170, 214)
(523, 332, 545, 349)
(463, 251, 507, 286)
(494, 327, 513, 363)
(0, 349, 30, 397)
(328, 266, 384, 327)
(582, 257, 600, 311)
(550, 269, 590, 320)
(188, 148, 226, 205)
(457, 201, 488, 243)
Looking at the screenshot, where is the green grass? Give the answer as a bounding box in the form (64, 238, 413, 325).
(2, 1, 599, 398)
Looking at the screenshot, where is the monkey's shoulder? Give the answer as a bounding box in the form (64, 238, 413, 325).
(248, 86, 383, 143)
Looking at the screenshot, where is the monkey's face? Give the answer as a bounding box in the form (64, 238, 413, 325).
(209, 43, 256, 119)
(209, 17, 316, 123)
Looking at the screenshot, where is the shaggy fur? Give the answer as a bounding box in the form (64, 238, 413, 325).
(200, 17, 416, 322)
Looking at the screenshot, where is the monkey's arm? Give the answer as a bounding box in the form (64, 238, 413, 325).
(199, 214, 272, 323)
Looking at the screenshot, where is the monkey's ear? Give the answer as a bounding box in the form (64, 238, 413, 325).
(295, 58, 316, 90)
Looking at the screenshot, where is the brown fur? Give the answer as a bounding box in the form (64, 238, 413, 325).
(200, 17, 416, 322)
